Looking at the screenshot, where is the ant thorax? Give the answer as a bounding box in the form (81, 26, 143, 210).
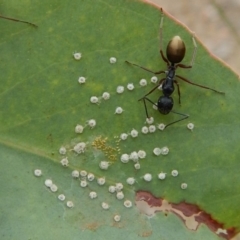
(166, 67, 175, 79)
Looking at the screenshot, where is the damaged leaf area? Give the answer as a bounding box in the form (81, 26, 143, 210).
(136, 191, 237, 240)
(0, 0, 240, 240)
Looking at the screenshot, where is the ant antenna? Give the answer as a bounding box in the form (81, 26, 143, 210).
(0, 15, 37, 27)
(159, 8, 164, 52)
(189, 33, 197, 67)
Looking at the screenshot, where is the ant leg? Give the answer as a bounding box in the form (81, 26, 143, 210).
(141, 97, 158, 119)
(175, 33, 197, 69)
(159, 8, 169, 66)
(176, 75, 225, 94)
(0, 15, 37, 27)
(125, 61, 165, 75)
(174, 80, 181, 104)
(141, 95, 189, 128)
(138, 78, 165, 101)
(165, 111, 189, 128)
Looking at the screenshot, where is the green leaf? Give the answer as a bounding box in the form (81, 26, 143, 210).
(0, 0, 239, 239)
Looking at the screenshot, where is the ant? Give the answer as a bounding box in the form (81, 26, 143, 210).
(126, 8, 224, 128)
(0, 15, 37, 27)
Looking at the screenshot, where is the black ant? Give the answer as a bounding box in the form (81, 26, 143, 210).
(126, 8, 224, 128)
(0, 15, 37, 27)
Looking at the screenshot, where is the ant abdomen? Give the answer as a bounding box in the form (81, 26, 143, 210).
(158, 96, 173, 115)
(166, 36, 186, 64)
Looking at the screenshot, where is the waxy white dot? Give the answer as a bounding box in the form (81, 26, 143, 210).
(115, 107, 123, 114)
(152, 103, 158, 110)
(72, 170, 79, 178)
(89, 191, 97, 199)
(138, 150, 146, 159)
(80, 170, 87, 177)
(109, 185, 116, 193)
(45, 179, 53, 188)
(139, 79, 147, 86)
(134, 163, 140, 170)
(110, 57, 117, 64)
(102, 92, 110, 100)
(130, 151, 139, 162)
(59, 146, 66, 155)
(143, 173, 152, 182)
(116, 191, 124, 200)
(181, 183, 188, 189)
(34, 169, 42, 177)
(114, 215, 121, 222)
(88, 119, 96, 128)
(120, 154, 129, 163)
(66, 201, 74, 208)
(158, 172, 166, 180)
(127, 83, 134, 91)
(99, 161, 110, 170)
(73, 52, 81, 60)
(80, 180, 88, 187)
(97, 177, 106, 185)
(60, 157, 69, 166)
(151, 76, 158, 84)
(124, 200, 132, 208)
(187, 123, 194, 130)
(158, 84, 163, 90)
(87, 173, 95, 181)
(58, 194, 65, 201)
(115, 183, 123, 191)
(130, 129, 138, 138)
(146, 117, 154, 124)
(120, 133, 128, 140)
(90, 96, 99, 103)
(161, 147, 169, 155)
(141, 126, 149, 134)
(102, 202, 110, 210)
(116, 86, 124, 94)
(50, 184, 58, 192)
(149, 125, 156, 133)
(171, 170, 178, 177)
(78, 76, 86, 84)
(126, 177, 135, 185)
(75, 124, 84, 133)
(73, 142, 86, 154)
(153, 147, 162, 156)
(158, 123, 166, 131)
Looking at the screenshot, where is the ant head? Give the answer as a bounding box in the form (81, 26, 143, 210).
(166, 36, 186, 64)
(158, 96, 173, 115)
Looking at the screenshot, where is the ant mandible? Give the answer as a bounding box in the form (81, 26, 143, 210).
(0, 15, 37, 27)
(126, 8, 224, 128)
